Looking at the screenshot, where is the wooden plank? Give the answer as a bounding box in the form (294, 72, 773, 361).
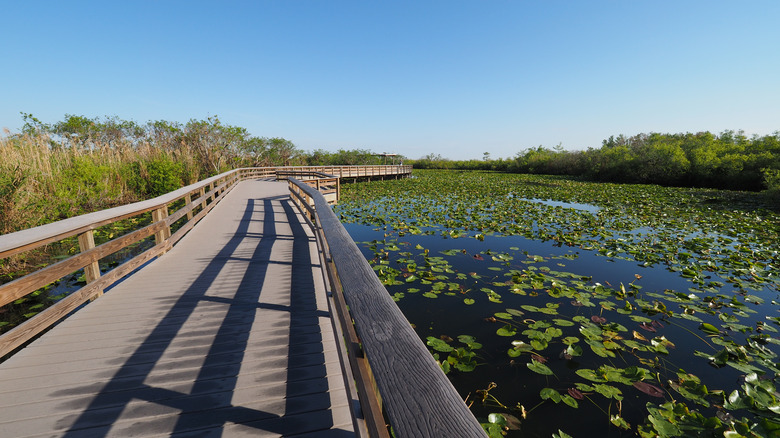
(152, 208, 169, 245)
(0, 165, 406, 361)
(0, 180, 357, 437)
(77, 230, 102, 298)
(0, 239, 169, 357)
(327, 263, 388, 438)
(184, 193, 193, 220)
(0, 176, 245, 351)
(0, 221, 162, 308)
(77, 231, 100, 283)
(293, 181, 484, 437)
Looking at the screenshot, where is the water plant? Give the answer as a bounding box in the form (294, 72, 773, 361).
(337, 170, 780, 437)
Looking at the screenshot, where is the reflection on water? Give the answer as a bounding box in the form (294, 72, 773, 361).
(518, 197, 601, 214)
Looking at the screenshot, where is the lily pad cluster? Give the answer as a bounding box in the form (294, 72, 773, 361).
(336, 170, 780, 437)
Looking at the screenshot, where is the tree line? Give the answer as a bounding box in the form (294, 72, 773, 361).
(0, 114, 391, 233)
(17, 113, 391, 171)
(411, 131, 780, 193)
(3, 113, 777, 234)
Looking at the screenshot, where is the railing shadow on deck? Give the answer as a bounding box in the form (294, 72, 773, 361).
(288, 178, 486, 437)
(0, 165, 491, 437)
(58, 195, 350, 436)
(0, 165, 410, 359)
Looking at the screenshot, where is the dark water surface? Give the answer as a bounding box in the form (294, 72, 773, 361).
(337, 172, 779, 437)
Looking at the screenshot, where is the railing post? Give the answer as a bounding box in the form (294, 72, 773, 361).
(185, 193, 193, 220)
(152, 206, 171, 246)
(77, 230, 102, 298)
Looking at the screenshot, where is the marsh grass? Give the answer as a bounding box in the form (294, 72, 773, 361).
(0, 131, 203, 233)
(0, 130, 205, 282)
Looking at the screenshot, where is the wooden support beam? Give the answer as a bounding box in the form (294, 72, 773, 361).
(77, 230, 102, 298)
(184, 193, 193, 220)
(152, 206, 171, 247)
(199, 187, 207, 210)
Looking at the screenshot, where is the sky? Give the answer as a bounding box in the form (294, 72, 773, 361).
(2, 1, 778, 160)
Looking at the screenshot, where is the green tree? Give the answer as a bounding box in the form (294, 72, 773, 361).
(262, 137, 300, 166)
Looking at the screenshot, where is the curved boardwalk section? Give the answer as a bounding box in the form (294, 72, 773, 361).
(0, 180, 355, 437)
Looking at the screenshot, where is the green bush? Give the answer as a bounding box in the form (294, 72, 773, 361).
(122, 156, 184, 198)
(121, 161, 147, 198)
(53, 156, 124, 217)
(146, 156, 183, 197)
(763, 168, 780, 195)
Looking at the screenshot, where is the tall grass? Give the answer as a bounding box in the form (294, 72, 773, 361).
(0, 131, 204, 234)
(1, 113, 406, 237)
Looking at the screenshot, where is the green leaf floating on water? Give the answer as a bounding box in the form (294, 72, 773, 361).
(593, 383, 623, 400)
(561, 393, 579, 408)
(336, 170, 780, 437)
(540, 387, 561, 403)
(496, 324, 517, 337)
(426, 337, 453, 352)
(699, 322, 720, 335)
(527, 359, 554, 375)
(565, 344, 583, 357)
(610, 415, 631, 430)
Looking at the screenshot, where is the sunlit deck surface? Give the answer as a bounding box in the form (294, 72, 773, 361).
(0, 180, 356, 437)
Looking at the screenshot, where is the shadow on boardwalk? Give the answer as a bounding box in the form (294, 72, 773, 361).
(42, 191, 353, 436)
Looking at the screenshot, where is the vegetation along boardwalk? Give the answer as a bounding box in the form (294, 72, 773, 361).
(0, 166, 486, 437)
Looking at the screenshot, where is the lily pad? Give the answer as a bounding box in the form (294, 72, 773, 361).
(633, 381, 664, 397)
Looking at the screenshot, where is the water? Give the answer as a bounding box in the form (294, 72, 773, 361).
(344, 221, 778, 437)
(518, 197, 602, 214)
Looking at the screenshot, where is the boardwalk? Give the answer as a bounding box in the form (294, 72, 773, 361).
(0, 180, 357, 437)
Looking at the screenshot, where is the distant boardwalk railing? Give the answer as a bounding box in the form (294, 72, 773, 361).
(0, 164, 485, 437)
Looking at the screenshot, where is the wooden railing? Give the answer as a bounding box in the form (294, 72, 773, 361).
(288, 178, 486, 437)
(0, 165, 409, 357)
(0, 168, 265, 357)
(0, 164, 484, 437)
(275, 170, 341, 204)
(276, 165, 411, 180)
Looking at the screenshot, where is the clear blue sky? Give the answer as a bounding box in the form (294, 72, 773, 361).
(2, 1, 778, 160)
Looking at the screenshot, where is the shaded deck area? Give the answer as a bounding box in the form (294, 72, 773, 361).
(0, 180, 357, 437)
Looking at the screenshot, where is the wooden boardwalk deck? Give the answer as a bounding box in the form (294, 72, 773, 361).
(0, 180, 357, 437)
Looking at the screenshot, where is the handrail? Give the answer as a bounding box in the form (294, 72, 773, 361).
(275, 170, 337, 178)
(0, 165, 413, 258)
(274, 165, 412, 179)
(0, 168, 269, 357)
(277, 170, 341, 205)
(0, 165, 410, 358)
(0, 169, 240, 259)
(287, 178, 485, 437)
